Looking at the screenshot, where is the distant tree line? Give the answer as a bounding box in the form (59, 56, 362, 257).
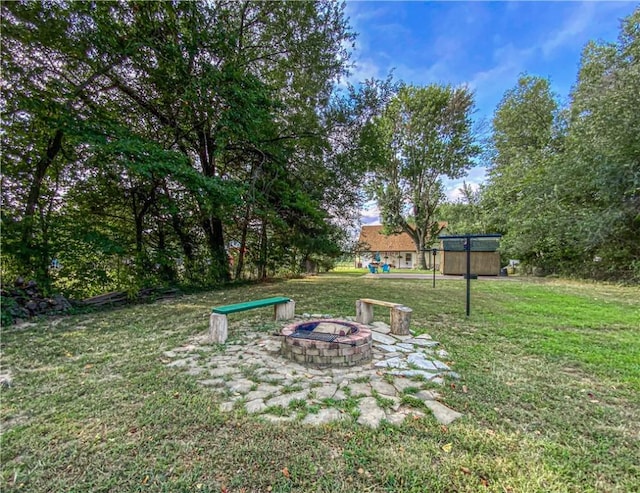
(2, 2, 637, 300)
(441, 9, 639, 282)
(1, 1, 391, 297)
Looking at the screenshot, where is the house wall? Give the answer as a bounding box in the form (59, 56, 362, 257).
(440, 251, 501, 275)
(357, 251, 442, 270)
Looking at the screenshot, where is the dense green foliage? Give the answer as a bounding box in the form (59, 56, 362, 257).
(2, 3, 637, 296)
(1, 0, 381, 296)
(463, 9, 639, 280)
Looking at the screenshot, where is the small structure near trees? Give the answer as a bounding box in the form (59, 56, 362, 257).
(439, 236, 501, 276)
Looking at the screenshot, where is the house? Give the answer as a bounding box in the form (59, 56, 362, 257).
(356, 225, 443, 270)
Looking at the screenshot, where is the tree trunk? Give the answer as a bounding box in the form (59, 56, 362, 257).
(20, 129, 64, 281)
(258, 219, 268, 280)
(202, 216, 230, 282)
(234, 204, 252, 280)
(417, 234, 427, 270)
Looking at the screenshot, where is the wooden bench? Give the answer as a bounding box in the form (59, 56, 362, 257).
(209, 296, 295, 344)
(356, 298, 412, 335)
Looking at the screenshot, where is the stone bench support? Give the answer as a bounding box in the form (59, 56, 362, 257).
(356, 298, 412, 335)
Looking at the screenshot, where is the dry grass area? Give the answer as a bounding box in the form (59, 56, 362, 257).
(1, 275, 639, 492)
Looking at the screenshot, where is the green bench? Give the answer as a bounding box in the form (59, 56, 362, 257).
(209, 296, 296, 343)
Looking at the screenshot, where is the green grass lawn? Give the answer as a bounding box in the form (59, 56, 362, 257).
(1, 276, 639, 492)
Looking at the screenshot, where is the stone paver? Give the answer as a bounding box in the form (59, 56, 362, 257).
(404, 338, 439, 347)
(357, 397, 386, 428)
(265, 390, 309, 408)
(349, 382, 372, 397)
(423, 400, 463, 425)
(219, 401, 235, 412)
(314, 383, 338, 400)
(371, 332, 398, 345)
(407, 353, 438, 371)
(376, 343, 402, 353)
(163, 315, 463, 428)
(374, 357, 409, 369)
(246, 399, 267, 414)
(302, 408, 345, 425)
(370, 379, 397, 396)
(227, 379, 255, 394)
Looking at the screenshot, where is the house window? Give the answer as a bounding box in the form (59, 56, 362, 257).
(405, 253, 412, 263)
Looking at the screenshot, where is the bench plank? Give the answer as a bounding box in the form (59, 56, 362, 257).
(212, 296, 291, 315)
(360, 298, 403, 308)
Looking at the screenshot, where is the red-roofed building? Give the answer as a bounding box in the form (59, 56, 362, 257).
(356, 225, 443, 270)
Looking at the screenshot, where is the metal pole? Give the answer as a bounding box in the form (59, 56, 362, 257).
(432, 248, 437, 288)
(465, 236, 471, 317)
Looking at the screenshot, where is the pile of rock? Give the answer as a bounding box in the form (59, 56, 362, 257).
(1, 278, 73, 323)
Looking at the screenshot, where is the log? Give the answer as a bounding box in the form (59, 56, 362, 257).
(356, 299, 374, 325)
(274, 300, 296, 321)
(390, 306, 412, 335)
(209, 313, 228, 344)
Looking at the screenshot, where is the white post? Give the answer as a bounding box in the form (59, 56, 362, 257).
(275, 300, 296, 321)
(209, 313, 228, 344)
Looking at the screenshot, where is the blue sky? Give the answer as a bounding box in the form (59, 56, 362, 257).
(345, 1, 637, 225)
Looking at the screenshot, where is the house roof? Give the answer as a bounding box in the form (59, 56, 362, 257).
(357, 224, 448, 253)
(357, 225, 416, 252)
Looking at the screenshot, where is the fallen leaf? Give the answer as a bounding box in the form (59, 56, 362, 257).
(480, 477, 489, 487)
(173, 392, 180, 399)
(460, 466, 471, 475)
(357, 467, 364, 475)
(282, 467, 290, 478)
(441, 443, 452, 453)
(142, 476, 149, 485)
(486, 429, 496, 436)
(450, 383, 456, 389)
(440, 425, 448, 433)
(462, 385, 468, 393)
(267, 486, 273, 492)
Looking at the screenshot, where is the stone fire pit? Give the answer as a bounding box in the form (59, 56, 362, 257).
(280, 319, 372, 367)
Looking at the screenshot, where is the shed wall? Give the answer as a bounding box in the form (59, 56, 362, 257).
(440, 251, 501, 275)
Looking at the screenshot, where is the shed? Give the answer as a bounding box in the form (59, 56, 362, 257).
(439, 236, 501, 276)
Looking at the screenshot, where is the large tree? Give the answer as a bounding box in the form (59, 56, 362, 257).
(1, 0, 363, 293)
(366, 84, 480, 269)
(482, 8, 639, 281)
(562, 8, 640, 279)
(482, 75, 569, 272)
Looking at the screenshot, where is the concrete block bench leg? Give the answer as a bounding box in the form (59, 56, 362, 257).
(209, 313, 228, 344)
(275, 300, 296, 321)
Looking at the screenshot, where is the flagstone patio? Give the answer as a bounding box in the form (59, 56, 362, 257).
(162, 315, 463, 428)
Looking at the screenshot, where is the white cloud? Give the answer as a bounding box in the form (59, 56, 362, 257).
(360, 200, 381, 226)
(541, 2, 596, 58)
(444, 167, 488, 201)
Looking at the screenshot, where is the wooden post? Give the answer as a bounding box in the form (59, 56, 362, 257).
(390, 306, 412, 335)
(356, 300, 374, 325)
(275, 300, 296, 321)
(209, 313, 228, 344)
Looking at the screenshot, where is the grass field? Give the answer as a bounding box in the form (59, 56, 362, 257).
(1, 275, 639, 492)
